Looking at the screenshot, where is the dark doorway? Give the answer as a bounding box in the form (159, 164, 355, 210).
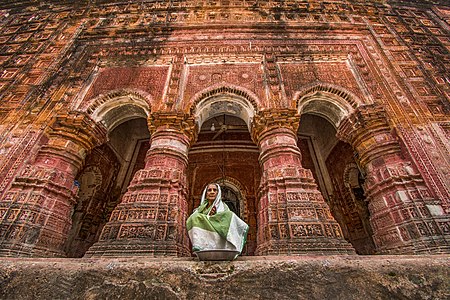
(298, 113, 375, 254)
(65, 117, 150, 257)
(188, 113, 260, 255)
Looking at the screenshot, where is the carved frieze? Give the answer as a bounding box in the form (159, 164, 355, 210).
(81, 66, 170, 106)
(280, 61, 365, 102)
(183, 62, 265, 110)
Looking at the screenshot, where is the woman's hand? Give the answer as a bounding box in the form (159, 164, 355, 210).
(210, 205, 217, 215)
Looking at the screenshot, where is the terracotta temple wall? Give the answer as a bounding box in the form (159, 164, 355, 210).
(0, 0, 448, 257)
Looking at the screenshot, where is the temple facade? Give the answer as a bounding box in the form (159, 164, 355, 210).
(0, 0, 448, 258)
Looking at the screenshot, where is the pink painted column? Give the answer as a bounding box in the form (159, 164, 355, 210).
(337, 104, 449, 254)
(0, 112, 106, 257)
(86, 112, 195, 257)
(252, 109, 355, 255)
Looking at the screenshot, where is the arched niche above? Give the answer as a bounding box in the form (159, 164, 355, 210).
(192, 86, 259, 133)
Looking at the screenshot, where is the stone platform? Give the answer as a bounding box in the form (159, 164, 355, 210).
(0, 255, 448, 299)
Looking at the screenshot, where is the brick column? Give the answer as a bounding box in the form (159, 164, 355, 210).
(0, 112, 106, 257)
(252, 109, 355, 255)
(86, 112, 196, 257)
(337, 104, 449, 254)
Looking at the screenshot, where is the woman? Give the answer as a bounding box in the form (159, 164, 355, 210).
(186, 183, 249, 255)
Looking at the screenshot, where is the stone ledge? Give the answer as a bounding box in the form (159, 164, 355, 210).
(0, 255, 448, 299)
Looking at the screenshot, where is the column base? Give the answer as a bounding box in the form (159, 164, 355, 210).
(375, 237, 450, 255)
(85, 240, 190, 258)
(0, 222, 69, 258)
(372, 214, 450, 254)
(255, 238, 356, 256)
(0, 242, 66, 257)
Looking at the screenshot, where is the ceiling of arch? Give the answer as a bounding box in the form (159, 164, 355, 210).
(102, 104, 148, 131)
(195, 95, 256, 131)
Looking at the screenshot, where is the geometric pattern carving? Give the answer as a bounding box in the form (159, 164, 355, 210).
(337, 104, 450, 254)
(0, 0, 449, 257)
(0, 112, 106, 257)
(252, 109, 355, 255)
(86, 113, 195, 257)
(82, 67, 169, 107)
(280, 62, 365, 102)
(184, 63, 265, 107)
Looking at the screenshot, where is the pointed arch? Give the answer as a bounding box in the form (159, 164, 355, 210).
(84, 89, 152, 131)
(190, 84, 260, 131)
(295, 83, 367, 128)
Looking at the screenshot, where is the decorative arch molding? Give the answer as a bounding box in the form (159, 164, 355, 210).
(84, 89, 152, 131)
(295, 83, 366, 128)
(211, 176, 248, 221)
(190, 85, 259, 131)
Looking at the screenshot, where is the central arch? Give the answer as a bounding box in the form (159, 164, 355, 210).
(187, 87, 260, 255)
(191, 85, 259, 131)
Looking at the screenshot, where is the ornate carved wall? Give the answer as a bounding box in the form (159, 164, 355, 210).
(0, 0, 448, 257)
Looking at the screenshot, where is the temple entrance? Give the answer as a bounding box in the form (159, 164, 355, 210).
(298, 113, 375, 254)
(65, 117, 150, 257)
(188, 113, 260, 255)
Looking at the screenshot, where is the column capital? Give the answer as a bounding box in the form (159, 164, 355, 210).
(148, 112, 197, 144)
(251, 109, 299, 144)
(337, 104, 390, 144)
(336, 104, 400, 166)
(49, 111, 107, 151)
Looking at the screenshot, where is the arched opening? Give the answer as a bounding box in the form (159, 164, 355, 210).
(326, 141, 376, 254)
(188, 93, 259, 255)
(296, 86, 375, 254)
(221, 185, 241, 216)
(65, 99, 151, 257)
(64, 144, 121, 258)
(298, 113, 375, 255)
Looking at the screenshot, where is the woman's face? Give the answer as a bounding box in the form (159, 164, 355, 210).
(206, 184, 218, 201)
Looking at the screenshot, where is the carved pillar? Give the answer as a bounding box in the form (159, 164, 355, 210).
(86, 112, 196, 257)
(252, 109, 355, 255)
(337, 104, 449, 254)
(0, 112, 106, 257)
